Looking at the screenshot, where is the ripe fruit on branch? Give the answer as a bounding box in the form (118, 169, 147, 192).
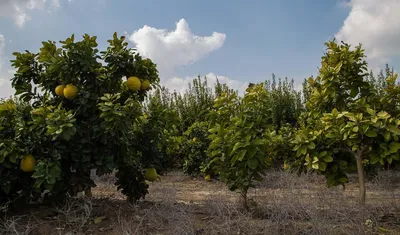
(141, 80, 151, 90)
(55, 85, 65, 97)
(20, 155, 36, 172)
(63, 84, 78, 100)
(127, 76, 141, 91)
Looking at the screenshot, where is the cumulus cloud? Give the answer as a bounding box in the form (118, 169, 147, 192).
(0, 0, 60, 27)
(0, 35, 14, 99)
(335, 0, 400, 68)
(127, 19, 244, 96)
(128, 19, 226, 78)
(163, 73, 249, 96)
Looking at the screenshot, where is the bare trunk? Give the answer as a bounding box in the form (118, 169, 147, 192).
(355, 152, 366, 205)
(84, 188, 92, 198)
(240, 189, 249, 211)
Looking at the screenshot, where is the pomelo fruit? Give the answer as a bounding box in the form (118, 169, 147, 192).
(205, 175, 211, 182)
(55, 85, 65, 97)
(20, 155, 36, 172)
(63, 84, 78, 100)
(127, 76, 141, 91)
(141, 80, 151, 90)
(144, 168, 161, 181)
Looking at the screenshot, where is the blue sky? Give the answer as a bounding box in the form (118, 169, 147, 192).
(1, 0, 399, 97)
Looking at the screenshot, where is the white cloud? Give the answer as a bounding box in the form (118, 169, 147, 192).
(335, 0, 400, 68)
(0, 35, 14, 99)
(0, 0, 61, 27)
(128, 18, 226, 78)
(127, 19, 243, 96)
(163, 73, 249, 96)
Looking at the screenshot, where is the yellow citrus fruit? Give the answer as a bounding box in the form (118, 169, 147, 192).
(192, 137, 197, 142)
(144, 168, 161, 181)
(55, 85, 65, 97)
(63, 84, 78, 100)
(205, 175, 211, 182)
(20, 155, 36, 172)
(127, 76, 141, 91)
(283, 161, 289, 170)
(141, 80, 151, 90)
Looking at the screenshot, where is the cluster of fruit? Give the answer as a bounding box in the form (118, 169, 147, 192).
(126, 76, 151, 91)
(55, 84, 78, 100)
(53, 77, 151, 100)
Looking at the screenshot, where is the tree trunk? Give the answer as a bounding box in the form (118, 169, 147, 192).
(84, 188, 92, 198)
(355, 152, 366, 205)
(240, 190, 249, 211)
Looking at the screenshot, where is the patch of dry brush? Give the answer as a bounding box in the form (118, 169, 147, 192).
(0, 170, 399, 235)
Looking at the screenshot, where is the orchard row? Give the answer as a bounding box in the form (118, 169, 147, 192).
(0, 34, 399, 210)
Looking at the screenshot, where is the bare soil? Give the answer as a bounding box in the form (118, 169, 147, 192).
(0, 170, 399, 235)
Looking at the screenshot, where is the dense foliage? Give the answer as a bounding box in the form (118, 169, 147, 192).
(1, 34, 399, 210)
(1, 33, 160, 207)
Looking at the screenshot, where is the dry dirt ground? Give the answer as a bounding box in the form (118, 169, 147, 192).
(0, 170, 399, 235)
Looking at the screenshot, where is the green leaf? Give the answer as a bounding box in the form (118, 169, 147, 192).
(388, 125, 400, 135)
(393, 154, 399, 161)
(350, 87, 358, 98)
(237, 150, 247, 161)
(292, 144, 301, 151)
(344, 112, 356, 121)
(326, 132, 338, 139)
(231, 142, 241, 155)
(352, 126, 359, 132)
(308, 142, 315, 150)
(247, 158, 258, 170)
(331, 108, 339, 117)
(389, 142, 400, 153)
(377, 111, 389, 119)
(366, 108, 375, 116)
(252, 139, 265, 146)
(365, 130, 377, 138)
(382, 131, 391, 141)
(319, 162, 327, 171)
(247, 146, 258, 159)
(312, 163, 319, 170)
(300, 145, 307, 155)
(343, 131, 349, 140)
(323, 156, 333, 163)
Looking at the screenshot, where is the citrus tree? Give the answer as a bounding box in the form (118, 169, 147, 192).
(181, 121, 210, 176)
(172, 76, 216, 133)
(291, 40, 400, 205)
(3, 32, 159, 205)
(265, 75, 304, 130)
(206, 84, 279, 209)
(140, 87, 182, 174)
(0, 97, 77, 207)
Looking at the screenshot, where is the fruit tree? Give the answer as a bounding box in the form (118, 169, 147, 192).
(206, 84, 279, 209)
(291, 40, 400, 205)
(1, 32, 159, 206)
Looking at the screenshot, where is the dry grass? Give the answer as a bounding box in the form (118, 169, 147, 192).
(0, 170, 399, 235)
